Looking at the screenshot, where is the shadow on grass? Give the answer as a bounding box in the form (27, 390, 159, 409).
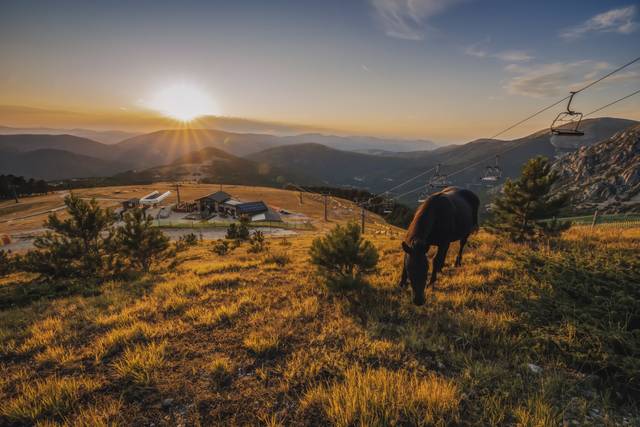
(508, 242, 640, 399)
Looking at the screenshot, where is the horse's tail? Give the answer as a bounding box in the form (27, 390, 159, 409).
(458, 189, 480, 233)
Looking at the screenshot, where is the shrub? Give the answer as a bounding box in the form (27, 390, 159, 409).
(0, 249, 15, 277)
(19, 195, 116, 278)
(212, 239, 231, 256)
(226, 217, 250, 240)
(309, 222, 378, 289)
(263, 252, 290, 267)
(176, 232, 199, 250)
(248, 230, 267, 253)
(116, 209, 170, 272)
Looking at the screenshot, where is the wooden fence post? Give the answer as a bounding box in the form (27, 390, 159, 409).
(591, 209, 599, 229)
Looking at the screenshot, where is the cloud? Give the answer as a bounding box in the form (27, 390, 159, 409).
(371, 0, 465, 40)
(560, 5, 638, 40)
(464, 39, 532, 62)
(493, 50, 533, 62)
(502, 61, 639, 98)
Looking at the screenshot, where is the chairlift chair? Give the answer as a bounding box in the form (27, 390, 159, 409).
(481, 155, 503, 183)
(382, 196, 393, 214)
(429, 163, 451, 189)
(550, 92, 584, 136)
(417, 164, 451, 203)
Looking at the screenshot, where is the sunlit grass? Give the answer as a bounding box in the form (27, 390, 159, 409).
(302, 367, 460, 426)
(0, 226, 638, 424)
(0, 376, 99, 423)
(112, 341, 166, 386)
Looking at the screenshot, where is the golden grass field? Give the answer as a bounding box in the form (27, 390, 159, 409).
(1, 208, 639, 426)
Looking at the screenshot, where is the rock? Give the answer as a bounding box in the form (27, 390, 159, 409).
(552, 124, 640, 212)
(162, 398, 174, 408)
(527, 363, 543, 374)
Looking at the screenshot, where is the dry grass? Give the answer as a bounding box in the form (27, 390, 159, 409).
(0, 376, 99, 423)
(1, 223, 638, 425)
(302, 367, 460, 426)
(112, 341, 166, 386)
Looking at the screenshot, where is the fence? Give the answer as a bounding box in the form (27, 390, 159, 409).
(152, 219, 315, 231)
(558, 212, 640, 228)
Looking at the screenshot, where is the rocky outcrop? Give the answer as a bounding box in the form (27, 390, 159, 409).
(553, 124, 640, 213)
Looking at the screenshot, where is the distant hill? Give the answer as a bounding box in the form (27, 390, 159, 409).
(0, 148, 130, 181)
(0, 134, 120, 160)
(553, 124, 640, 213)
(113, 129, 284, 167)
(247, 143, 411, 189)
(113, 146, 312, 187)
(278, 133, 436, 152)
(0, 126, 137, 144)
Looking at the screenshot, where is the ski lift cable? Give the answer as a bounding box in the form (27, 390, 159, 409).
(381, 87, 640, 203)
(583, 88, 640, 118)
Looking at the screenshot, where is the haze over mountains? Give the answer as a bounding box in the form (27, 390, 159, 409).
(0, 117, 637, 205)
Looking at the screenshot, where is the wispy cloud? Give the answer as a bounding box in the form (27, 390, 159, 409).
(371, 0, 465, 40)
(464, 39, 532, 62)
(502, 61, 639, 98)
(560, 5, 638, 40)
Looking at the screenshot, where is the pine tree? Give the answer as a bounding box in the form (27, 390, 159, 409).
(116, 209, 170, 272)
(309, 221, 378, 289)
(488, 156, 569, 242)
(21, 194, 115, 278)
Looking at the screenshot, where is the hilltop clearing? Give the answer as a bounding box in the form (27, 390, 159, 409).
(1, 225, 638, 425)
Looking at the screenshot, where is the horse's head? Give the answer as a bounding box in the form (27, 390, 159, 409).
(402, 239, 428, 306)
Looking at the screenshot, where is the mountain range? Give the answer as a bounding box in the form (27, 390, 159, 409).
(0, 117, 637, 203)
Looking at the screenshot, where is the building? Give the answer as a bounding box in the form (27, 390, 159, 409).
(196, 191, 232, 216)
(121, 198, 140, 210)
(195, 191, 279, 221)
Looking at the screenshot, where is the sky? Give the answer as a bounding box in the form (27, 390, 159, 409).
(1, 0, 639, 143)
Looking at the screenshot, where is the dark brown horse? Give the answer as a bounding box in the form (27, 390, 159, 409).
(399, 187, 479, 305)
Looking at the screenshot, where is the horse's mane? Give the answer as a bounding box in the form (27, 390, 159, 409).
(405, 192, 440, 246)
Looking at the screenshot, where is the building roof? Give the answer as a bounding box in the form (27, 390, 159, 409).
(197, 191, 231, 203)
(235, 201, 268, 215)
(251, 208, 282, 222)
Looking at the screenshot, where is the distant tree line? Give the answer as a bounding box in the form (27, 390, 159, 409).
(0, 175, 49, 199)
(288, 185, 414, 229)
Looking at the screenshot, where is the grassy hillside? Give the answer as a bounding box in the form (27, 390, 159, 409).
(1, 224, 638, 425)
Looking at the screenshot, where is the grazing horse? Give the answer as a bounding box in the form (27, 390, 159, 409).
(399, 187, 479, 306)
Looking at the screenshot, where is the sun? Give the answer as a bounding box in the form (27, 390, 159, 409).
(147, 83, 218, 121)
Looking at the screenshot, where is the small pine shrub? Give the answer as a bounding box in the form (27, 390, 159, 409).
(264, 252, 290, 267)
(19, 195, 115, 279)
(212, 239, 231, 256)
(226, 218, 251, 241)
(0, 249, 14, 277)
(309, 222, 378, 289)
(116, 209, 170, 272)
(177, 232, 199, 249)
(248, 231, 267, 253)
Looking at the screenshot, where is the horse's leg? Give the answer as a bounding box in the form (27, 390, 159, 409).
(455, 237, 467, 267)
(429, 242, 450, 288)
(398, 254, 408, 288)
